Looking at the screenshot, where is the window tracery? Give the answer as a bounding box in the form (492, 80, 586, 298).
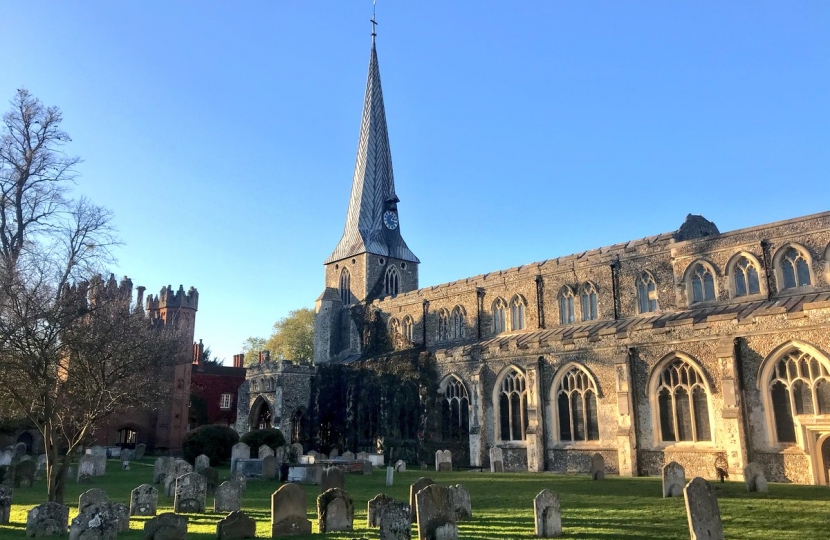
(492, 298, 507, 333)
(510, 296, 526, 331)
(339, 268, 351, 304)
(450, 306, 465, 339)
(732, 255, 761, 297)
(779, 247, 812, 289)
(441, 376, 470, 440)
(580, 283, 598, 321)
(654, 357, 712, 443)
(689, 263, 716, 303)
(767, 349, 830, 443)
(437, 309, 450, 341)
(497, 369, 527, 442)
(559, 287, 575, 324)
(384, 266, 400, 296)
(555, 366, 599, 442)
(637, 272, 658, 313)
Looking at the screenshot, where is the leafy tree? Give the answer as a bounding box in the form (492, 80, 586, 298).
(267, 308, 314, 362)
(241, 336, 269, 366)
(240, 428, 286, 451)
(182, 424, 239, 465)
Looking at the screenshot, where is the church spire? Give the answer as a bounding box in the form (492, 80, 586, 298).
(325, 35, 419, 265)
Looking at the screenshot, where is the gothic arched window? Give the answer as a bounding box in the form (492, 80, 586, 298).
(402, 316, 414, 344)
(339, 268, 352, 305)
(450, 306, 465, 339)
(384, 266, 400, 296)
(389, 317, 401, 348)
(778, 247, 812, 290)
(580, 283, 598, 321)
(492, 298, 507, 333)
(654, 357, 712, 443)
(497, 368, 528, 442)
(637, 272, 658, 313)
(441, 376, 470, 440)
(559, 287, 575, 324)
(437, 309, 449, 341)
(554, 365, 599, 442)
(767, 349, 830, 443)
(689, 263, 716, 303)
(510, 295, 526, 331)
(732, 255, 761, 297)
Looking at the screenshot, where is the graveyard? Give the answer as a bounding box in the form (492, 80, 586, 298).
(1, 454, 829, 539)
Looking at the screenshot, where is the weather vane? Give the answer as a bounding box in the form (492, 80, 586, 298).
(371, 0, 378, 40)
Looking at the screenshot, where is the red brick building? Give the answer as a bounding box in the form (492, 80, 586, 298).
(189, 341, 246, 428)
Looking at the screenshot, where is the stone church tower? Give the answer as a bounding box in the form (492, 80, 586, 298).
(314, 36, 419, 364)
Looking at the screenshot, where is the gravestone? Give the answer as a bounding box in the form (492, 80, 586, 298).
(26, 502, 69, 538)
(321, 466, 345, 493)
(174, 472, 206, 513)
(298, 455, 315, 465)
(395, 460, 406, 473)
(121, 461, 130, 471)
(684, 477, 724, 540)
(231, 442, 250, 473)
(143, 512, 188, 540)
(363, 460, 374, 475)
(14, 443, 27, 457)
(533, 489, 561, 538)
(217, 510, 256, 540)
(69, 501, 124, 540)
(380, 500, 412, 540)
(198, 466, 219, 495)
(262, 456, 276, 479)
(135, 444, 146, 460)
(386, 466, 394, 487)
(89, 446, 106, 457)
(92, 455, 107, 477)
(317, 487, 354, 533)
(164, 459, 193, 497)
(230, 471, 247, 492)
(356, 451, 368, 461)
(259, 445, 274, 459)
(270, 483, 311, 536)
(744, 462, 768, 493)
(590, 453, 605, 480)
(15, 460, 36, 488)
(215, 481, 243, 513)
(409, 477, 436, 523)
(329, 447, 339, 458)
(110, 503, 130, 531)
(342, 451, 355, 461)
(36, 455, 47, 477)
(79, 488, 109, 513)
(194, 454, 210, 472)
(662, 461, 686, 498)
(274, 446, 286, 465)
(291, 443, 303, 458)
(130, 484, 158, 516)
(77, 455, 95, 483)
(234, 458, 263, 478)
(368, 493, 395, 527)
(416, 484, 457, 540)
(122, 449, 135, 462)
(449, 484, 472, 521)
(0, 486, 11, 524)
(489, 447, 503, 473)
(153, 457, 171, 484)
(307, 450, 320, 460)
(435, 450, 452, 472)
(0, 449, 11, 466)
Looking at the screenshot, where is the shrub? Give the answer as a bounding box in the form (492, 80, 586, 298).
(182, 424, 239, 465)
(240, 428, 286, 451)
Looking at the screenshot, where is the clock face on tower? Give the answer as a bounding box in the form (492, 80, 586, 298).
(383, 210, 399, 230)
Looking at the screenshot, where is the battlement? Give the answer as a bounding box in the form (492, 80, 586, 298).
(146, 284, 199, 312)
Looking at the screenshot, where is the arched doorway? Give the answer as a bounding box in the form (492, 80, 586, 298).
(117, 427, 138, 449)
(17, 432, 33, 454)
(250, 397, 272, 430)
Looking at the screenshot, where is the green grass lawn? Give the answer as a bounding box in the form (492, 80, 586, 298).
(1, 459, 828, 539)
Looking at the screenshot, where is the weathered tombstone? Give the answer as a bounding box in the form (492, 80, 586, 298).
(262, 456, 276, 480)
(317, 487, 354, 533)
(89, 446, 106, 457)
(363, 460, 374, 475)
(144, 512, 188, 540)
(307, 450, 320, 460)
(92, 454, 107, 477)
(533, 489, 561, 538)
(110, 502, 130, 531)
(744, 462, 768, 493)
(194, 454, 210, 472)
(0, 486, 11, 524)
(380, 500, 412, 540)
(258, 445, 274, 459)
(77, 455, 95, 483)
(395, 460, 406, 473)
(274, 446, 286, 466)
(35, 455, 47, 477)
(320, 466, 345, 493)
(368, 493, 396, 527)
(449, 484, 471, 521)
(164, 459, 193, 497)
(342, 451, 355, 461)
(291, 443, 303, 458)
(684, 477, 724, 540)
(298, 455, 315, 465)
(79, 488, 109, 513)
(15, 460, 36, 488)
(174, 472, 206, 513)
(663, 461, 686, 498)
(153, 457, 171, 484)
(231, 442, 250, 473)
(130, 484, 158, 516)
(489, 447, 503, 473)
(26, 502, 69, 538)
(121, 461, 130, 471)
(270, 483, 312, 536)
(329, 447, 339, 459)
(215, 481, 243, 513)
(198, 466, 219, 495)
(356, 451, 369, 461)
(69, 502, 124, 540)
(409, 477, 435, 523)
(0, 449, 11, 466)
(590, 453, 605, 480)
(135, 444, 146, 460)
(217, 510, 256, 540)
(230, 471, 247, 492)
(122, 449, 135, 462)
(416, 484, 457, 540)
(386, 466, 394, 487)
(435, 450, 452, 472)
(14, 442, 27, 457)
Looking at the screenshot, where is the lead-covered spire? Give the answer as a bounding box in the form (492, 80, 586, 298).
(325, 40, 419, 264)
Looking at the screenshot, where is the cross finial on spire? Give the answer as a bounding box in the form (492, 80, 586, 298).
(371, 0, 378, 41)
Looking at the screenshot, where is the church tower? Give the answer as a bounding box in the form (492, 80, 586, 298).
(314, 30, 419, 364)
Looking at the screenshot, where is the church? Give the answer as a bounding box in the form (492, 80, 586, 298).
(244, 33, 830, 485)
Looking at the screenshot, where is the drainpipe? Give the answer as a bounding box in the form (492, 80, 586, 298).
(422, 300, 430, 346)
(610, 260, 620, 320)
(760, 240, 773, 300)
(535, 275, 545, 329)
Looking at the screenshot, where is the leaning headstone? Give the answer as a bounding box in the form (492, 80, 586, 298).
(79, 488, 109, 513)
(533, 489, 561, 538)
(663, 461, 686, 498)
(174, 472, 207, 513)
(368, 493, 396, 527)
(380, 500, 412, 540)
(231, 442, 250, 473)
(92, 454, 107, 477)
(144, 512, 188, 540)
(262, 456, 276, 480)
(684, 477, 724, 540)
(259, 445, 274, 459)
(386, 466, 394, 487)
(270, 483, 312, 536)
(14, 460, 36, 488)
(590, 453, 605, 480)
(395, 460, 406, 473)
(489, 447, 503, 473)
(164, 459, 193, 497)
(198, 466, 219, 495)
(217, 510, 256, 540)
(153, 457, 171, 484)
(135, 444, 146, 460)
(130, 484, 158, 516)
(317, 487, 354, 533)
(409, 477, 436, 523)
(363, 460, 374, 475)
(321, 466, 345, 493)
(26, 502, 69, 538)
(0, 486, 11, 524)
(744, 462, 768, 493)
(215, 481, 243, 513)
(416, 484, 457, 540)
(435, 450, 452, 472)
(342, 451, 355, 461)
(194, 454, 210, 472)
(77, 455, 95, 483)
(449, 484, 471, 521)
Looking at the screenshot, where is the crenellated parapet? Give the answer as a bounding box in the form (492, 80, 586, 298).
(146, 284, 199, 313)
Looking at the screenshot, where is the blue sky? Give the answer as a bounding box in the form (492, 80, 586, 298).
(2, 2, 828, 362)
